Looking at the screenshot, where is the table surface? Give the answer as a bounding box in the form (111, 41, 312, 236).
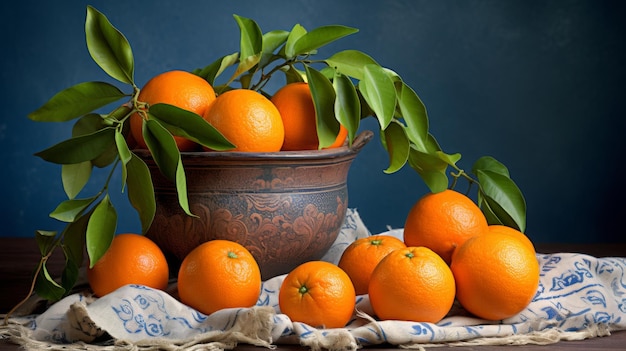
(1, 238, 625, 350)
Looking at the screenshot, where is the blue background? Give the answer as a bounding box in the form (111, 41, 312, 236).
(1, 0, 624, 244)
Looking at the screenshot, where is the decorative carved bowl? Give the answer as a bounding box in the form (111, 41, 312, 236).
(135, 131, 372, 280)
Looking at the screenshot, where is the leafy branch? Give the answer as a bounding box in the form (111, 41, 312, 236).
(20, 6, 234, 308)
(18, 5, 526, 312)
(194, 14, 526, 230)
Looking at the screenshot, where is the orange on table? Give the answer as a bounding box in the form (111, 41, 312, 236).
(450, 232, 540, 321)
(130, 70, 217, 151)
(403, 189, 489, 264)
(488, 224, 535, 252)
(279, 260, 356, 328)
(368, 246, 456, 323)
(271, 82, 348, 151)
(203, 89, 284, 152)
(337, 235, 406, 295)
(177, 240, 261, 315)
(87, 233, 169, 297)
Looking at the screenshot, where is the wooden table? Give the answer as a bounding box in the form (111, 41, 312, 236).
(1, 238, 626, 350)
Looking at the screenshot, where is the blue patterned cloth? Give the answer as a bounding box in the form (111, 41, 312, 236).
(8, 209, 626, 349)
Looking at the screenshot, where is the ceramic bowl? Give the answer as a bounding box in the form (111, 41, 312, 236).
(135, 131, 372, 280)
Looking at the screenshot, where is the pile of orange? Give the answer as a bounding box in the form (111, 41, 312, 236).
(130, 71, 347, 153)
(401, 189, 540, 321)
(336, 189, 539, 324)
(87, 235, 262, 315)
(89, 70, 539, 328)
(87, 189, 539, 326)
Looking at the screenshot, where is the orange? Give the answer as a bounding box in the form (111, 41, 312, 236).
(488, 224, 535, 252)
(403, 189, 489, 264)
(337, 235, 407, 295)
(329, 125, 348, 148)
(203, 89, 284, 152)
(368, 246, 456, 323)
(130, 70, 216, 151)
(271, 82, 348, 151)
(177, 240, 261, 315)
(87, 233, 169, 297)
(279, 261, 355, 328)
(450, 232, 540, 320)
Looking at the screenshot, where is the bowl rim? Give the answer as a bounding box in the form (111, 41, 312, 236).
(134, 130, 373, 161)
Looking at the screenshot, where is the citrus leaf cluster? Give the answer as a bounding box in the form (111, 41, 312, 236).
(21, 6, 527, 306)
(24, 6, 232, 301)
(194, 15, 526, 231)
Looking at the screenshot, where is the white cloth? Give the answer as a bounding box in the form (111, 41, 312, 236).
(2, 209, 625, 350)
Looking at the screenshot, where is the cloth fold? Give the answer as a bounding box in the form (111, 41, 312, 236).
(2, 209, 626, 350)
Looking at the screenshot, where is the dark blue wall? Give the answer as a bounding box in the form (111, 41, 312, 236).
(2, 0, 624, 243)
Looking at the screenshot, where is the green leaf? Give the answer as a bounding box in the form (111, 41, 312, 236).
(422, 133, 462, 167)
(284, 24, 307, 59)
(234, 15, 263, 59)
(407, 146, 451, 193)
(282, 65, 306, 84)
(436, 150, 462, 168)
(85, 6, 134, 84)
(232, 14, 262, 79)
(325, 50, 380, 80)
(195, 52, 239, 85)
(472, 156, 511, 178)
(397, 82, 429, 152)
(49, 196, 98, 223)
(382, 121, 410, 174)
(72, 113, 106, 136)
(262, 30, 289, 55)
(305, 65, 339, 149)
(35, 263, 65, 301)
(60, 212, 89, 293)
(473, 156, 522, 230)
(480, 198, 504, 227)
(143, 119, 194, 217)
(28, 82, 126, 122)
(63, 212, 90, 266)
(259, 30, 289, 68)
(72, 113, 120, 168)
(35, 230, 57, 256)
(60, 257, 80, 295)
(115, 129, 132, 190)
(383, 67, 402, 83)
(115, 128, 132, 165)
(149, 103, 234, 150)
(86, 195, 117, 268)
(143, 119, 178, 181)
(62, 162, 92, 199)
(174, 152, 194, 217)
(292, 25, 358, 57)
(239, 72, 255, 89)
(35, 127, 116, 164)
(476, 169, 527, 232)
(333, 72, 361, 144)
(232, 55, 262, 84)
(359, 64, 397, 129)
(126, 153, 156, 233)
(357, 88, 376, 119)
